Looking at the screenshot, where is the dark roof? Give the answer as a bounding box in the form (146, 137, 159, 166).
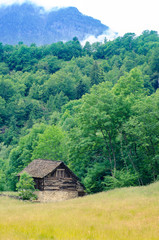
(18, 159, 62, 178)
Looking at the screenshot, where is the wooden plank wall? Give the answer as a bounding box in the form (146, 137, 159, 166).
(44, 177, 77, 191)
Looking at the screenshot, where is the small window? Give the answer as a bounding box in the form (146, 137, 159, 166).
(56, 169, 65, 178)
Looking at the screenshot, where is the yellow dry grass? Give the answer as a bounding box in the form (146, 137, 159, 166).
(1, 182, 159, 240)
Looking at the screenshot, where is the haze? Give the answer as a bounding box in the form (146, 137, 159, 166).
(0, 0, 158, 36)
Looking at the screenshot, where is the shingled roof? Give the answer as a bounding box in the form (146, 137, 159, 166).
(18, 159, 62, 178)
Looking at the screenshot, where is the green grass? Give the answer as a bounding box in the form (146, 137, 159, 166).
(1, 182, 159, 240)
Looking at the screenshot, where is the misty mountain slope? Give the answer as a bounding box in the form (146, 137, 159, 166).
(0, 3, 109, 45)
(0, 3, 45, 45)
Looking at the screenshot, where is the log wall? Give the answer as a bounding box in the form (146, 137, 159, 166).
(43, 177, 77, 191)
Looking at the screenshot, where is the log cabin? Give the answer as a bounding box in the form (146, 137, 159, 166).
(18, 159, 85, 202)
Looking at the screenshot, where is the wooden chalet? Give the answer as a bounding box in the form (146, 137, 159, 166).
(18, 159, 85, 198)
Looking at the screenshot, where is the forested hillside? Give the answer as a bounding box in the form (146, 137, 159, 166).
(0, 30, 159, 192)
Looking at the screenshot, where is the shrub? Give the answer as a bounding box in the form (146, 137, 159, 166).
(16, 172, 37, 200)
(102, 169, 139, 191)
(0, 170, 6, 191)
(83, 163, 107, 193)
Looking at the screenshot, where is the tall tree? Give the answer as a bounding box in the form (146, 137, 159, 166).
(32, 125, 67, 161)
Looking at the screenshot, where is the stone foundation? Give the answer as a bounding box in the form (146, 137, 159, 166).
(36, 190, 79, 202)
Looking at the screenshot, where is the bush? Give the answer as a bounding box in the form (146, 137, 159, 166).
(0, 171, 6, 191)
(102, 169, 139, 191)
(16, 172, 37, 200)
(83, 163, 107, 193)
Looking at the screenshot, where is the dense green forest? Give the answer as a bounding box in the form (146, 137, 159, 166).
(0, 30, 159, 193)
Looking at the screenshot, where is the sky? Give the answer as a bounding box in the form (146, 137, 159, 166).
(0, 0, 159, 37)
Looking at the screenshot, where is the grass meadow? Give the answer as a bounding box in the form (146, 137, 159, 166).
(1, 182, 159, 240)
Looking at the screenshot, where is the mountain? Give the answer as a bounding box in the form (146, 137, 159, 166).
(0, 3, 109, 45)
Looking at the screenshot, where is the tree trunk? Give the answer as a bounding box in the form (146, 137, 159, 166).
(101, 129, 113, 176)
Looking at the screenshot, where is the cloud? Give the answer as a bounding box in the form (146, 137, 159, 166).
(0, 0, 24, 5)
(81, 29, 118, 46)
(0, 0, 78, 10)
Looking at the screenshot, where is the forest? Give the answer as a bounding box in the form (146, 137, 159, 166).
(0, 30, 159, 193)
